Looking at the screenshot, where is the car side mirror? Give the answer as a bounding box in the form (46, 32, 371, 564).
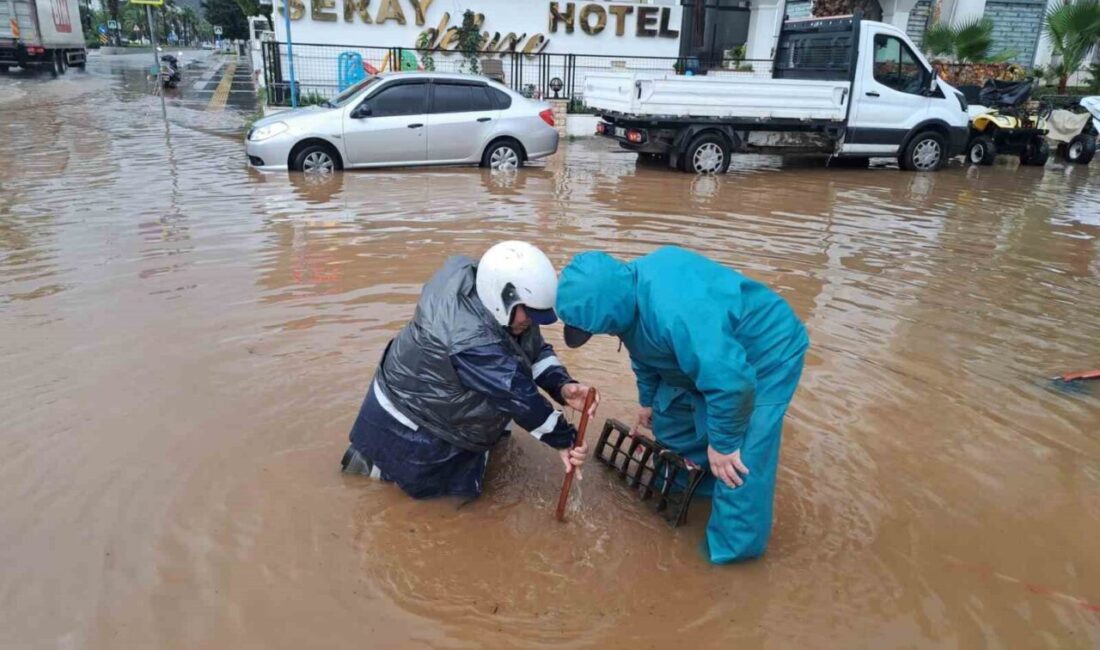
(352, 104, 371, 119)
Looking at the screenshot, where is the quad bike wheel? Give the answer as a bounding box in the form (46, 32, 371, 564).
(1062, 134, 1096, 165)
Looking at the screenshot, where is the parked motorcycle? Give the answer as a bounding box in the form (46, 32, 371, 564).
(159, 54, 181, 89)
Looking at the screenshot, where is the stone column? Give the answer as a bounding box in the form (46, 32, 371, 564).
(549, 99, 568, 138)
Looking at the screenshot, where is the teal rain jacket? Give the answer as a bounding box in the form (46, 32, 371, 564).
(556, 246, 808, 453)
(556, 247, 809, 563)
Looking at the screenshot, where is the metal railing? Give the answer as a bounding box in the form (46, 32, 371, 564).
(260, 41, 773, 107)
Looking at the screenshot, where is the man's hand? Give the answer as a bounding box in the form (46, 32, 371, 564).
(559, 441, 588, 477)
(707, 446, 749, 489)
(630, 406, 654, 439)
(561, 383, 599, 418)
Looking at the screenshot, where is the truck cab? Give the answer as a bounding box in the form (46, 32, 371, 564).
(777, 16, 969, 162)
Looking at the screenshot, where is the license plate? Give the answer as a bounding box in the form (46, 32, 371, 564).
(614, 126, 626, 138)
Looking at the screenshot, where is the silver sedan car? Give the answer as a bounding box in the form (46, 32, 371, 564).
(246, 72, 559, 173)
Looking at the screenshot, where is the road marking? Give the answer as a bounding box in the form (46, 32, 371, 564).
(206, 61, 237, 112)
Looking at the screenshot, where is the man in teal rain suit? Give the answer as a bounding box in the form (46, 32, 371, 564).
(555, 246, 808, 563)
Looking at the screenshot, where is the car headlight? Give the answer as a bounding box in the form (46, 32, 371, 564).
(250, 122, 288, 141)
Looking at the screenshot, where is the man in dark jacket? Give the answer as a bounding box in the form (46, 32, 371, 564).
(341, 241, 597, 499)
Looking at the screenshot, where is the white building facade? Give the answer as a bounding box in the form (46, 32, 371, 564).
(262, 0, 1078, 100)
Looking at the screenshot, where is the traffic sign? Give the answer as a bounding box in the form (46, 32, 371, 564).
(98, 24, 107, 34)
(128, 0, 164, 6)
(99, 34, 109, 43)
(107, 19, 118, 29)
(213, 25, 222, 35)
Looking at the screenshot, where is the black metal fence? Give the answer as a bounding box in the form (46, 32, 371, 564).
(260, 41, 773, 107)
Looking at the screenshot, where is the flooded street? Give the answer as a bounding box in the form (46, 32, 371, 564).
(2, 52, 1099, 649)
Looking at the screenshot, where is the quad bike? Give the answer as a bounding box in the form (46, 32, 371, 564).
(1049, 96, 1098, 165)
(965, 79, 1050, 167)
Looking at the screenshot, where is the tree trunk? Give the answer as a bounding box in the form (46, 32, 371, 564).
(1058, 74, 1068, 94)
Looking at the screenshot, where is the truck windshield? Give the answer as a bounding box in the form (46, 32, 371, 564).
(327, 77, 380, 108)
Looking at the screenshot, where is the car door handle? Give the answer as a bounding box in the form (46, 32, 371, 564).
(865, 91, 880, 97)
(477, 117, 492, 122)
(407, 123, 423, 129)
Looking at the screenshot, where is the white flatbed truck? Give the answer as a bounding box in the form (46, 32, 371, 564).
(586, 14, 970, 173)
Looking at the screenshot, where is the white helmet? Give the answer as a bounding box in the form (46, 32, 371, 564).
(475, 241, 559, 327)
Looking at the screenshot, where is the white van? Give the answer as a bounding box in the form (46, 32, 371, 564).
(587, 14, 970, 173)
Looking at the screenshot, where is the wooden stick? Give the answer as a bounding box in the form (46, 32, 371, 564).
(1055, 369, 1100, 382)
(555, 388, 598, 522)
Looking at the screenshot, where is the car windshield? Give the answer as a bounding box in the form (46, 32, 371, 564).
(326, 77, 380, 108)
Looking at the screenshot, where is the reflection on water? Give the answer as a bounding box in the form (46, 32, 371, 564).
(2, 57, 1100, 650)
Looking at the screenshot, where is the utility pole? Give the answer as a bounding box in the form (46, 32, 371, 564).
(284, 0, 298, 107)
(146, 4, 168, 121)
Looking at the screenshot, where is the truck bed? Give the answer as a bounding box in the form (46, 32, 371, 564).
(584, 72, 851, 122)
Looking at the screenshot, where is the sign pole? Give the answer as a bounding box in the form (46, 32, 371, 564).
(284, 0, 297, 108)
(147, 4, 168, 121)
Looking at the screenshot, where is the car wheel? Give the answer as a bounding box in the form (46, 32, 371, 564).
(682, 132, 731, 174)
(967, 135, 996, 166)
(482, 139, 523, 171)
(1019, 137, 1049, 167)
(1063, 134, 1096, 165)
(291, 144, 338, 174)
(900, 131, 946, 171)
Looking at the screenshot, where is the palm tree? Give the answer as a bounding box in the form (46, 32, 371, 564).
(1044, 0, 1100, 92)
(923, 17, 1014, 62)
(180, 6, 199, 46)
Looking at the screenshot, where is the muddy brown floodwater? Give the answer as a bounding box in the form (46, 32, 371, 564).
(2, 58, 1100, 650)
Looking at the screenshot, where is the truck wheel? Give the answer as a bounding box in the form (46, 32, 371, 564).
(56, 51, 67, 75)
(47, 55, 58, 78)
(967, 135, 996, 166)
(1020, 137, 1049, 166)
(682, 132, 731, 174)
(1063, 134, 1096, 165)
(0, 65, 8, 74)
(899, 131, 946, 171)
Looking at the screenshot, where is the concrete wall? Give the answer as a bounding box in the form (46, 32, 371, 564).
(985, 0, 1045, 65)
(785, 0, 812, 19)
